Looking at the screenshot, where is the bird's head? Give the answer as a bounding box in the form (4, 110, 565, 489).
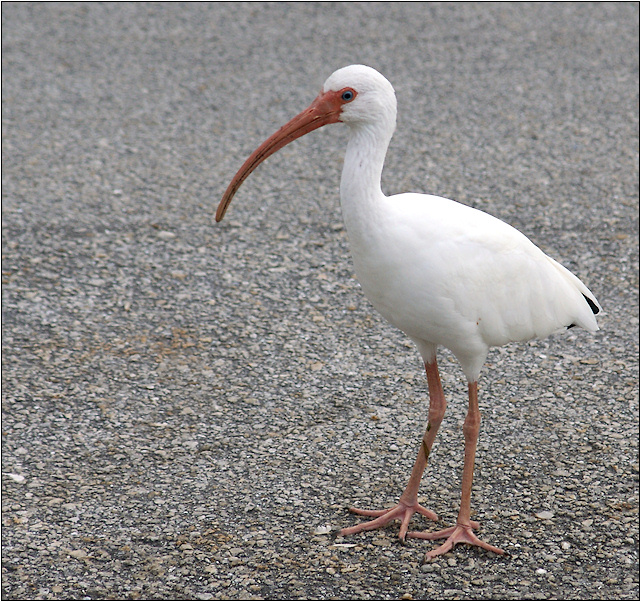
(215, 65, 397, 222)
(322, 64, 397, 130)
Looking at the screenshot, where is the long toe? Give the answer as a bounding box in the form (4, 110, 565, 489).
(407, 523, 505, 560)
(340, 501, 438, 539)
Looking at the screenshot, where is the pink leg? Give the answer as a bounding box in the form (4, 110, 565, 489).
(339, 359, 446, 541)
(407, 381, 505, 559)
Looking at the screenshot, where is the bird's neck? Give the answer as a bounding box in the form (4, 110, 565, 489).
(339, 124, 392, 231)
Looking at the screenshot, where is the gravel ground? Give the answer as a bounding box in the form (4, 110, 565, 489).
(2, 3, 639, 601)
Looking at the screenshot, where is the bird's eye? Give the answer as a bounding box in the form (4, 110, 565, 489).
(341, 89, 355, 102)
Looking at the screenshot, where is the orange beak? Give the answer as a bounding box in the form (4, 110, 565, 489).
(216, 89, 345, 222)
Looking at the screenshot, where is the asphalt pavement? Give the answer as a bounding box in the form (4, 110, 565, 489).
(2, 3, 639, 600)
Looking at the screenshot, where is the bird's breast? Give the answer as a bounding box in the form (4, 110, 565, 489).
(342, 194, 481, 349)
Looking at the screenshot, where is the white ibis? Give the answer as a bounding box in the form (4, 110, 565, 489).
(216, 65, 601, 560)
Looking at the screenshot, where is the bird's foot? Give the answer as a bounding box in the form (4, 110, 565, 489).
(407, 521, 505, 560)
(339, 500, 438, 541)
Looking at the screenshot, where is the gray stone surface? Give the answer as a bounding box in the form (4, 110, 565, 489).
(2, 2, 638, 600)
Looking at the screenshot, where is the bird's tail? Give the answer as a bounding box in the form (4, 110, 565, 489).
(546, 256, 602, 332)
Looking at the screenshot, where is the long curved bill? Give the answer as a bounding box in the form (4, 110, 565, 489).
(216, 90, 344, 222)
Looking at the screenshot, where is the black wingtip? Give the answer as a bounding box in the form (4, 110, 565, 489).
(583, 294, 600, 315)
